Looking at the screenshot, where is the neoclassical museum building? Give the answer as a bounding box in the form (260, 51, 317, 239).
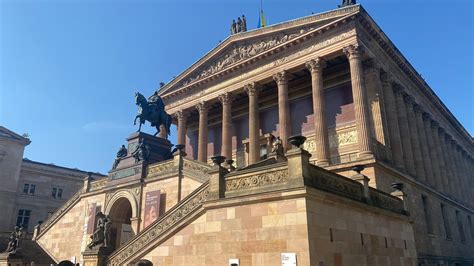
(26, 3, 473, 266)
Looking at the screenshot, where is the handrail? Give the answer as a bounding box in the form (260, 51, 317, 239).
(35, 188, 83, 239)
(107, 181, 210, 265)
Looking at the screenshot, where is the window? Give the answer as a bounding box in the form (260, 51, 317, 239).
(52, 187, 63, 199)
(16, 209, 31, 229)
(22, 184, 35, 195)
(421, 195, 434, 234)
(455, 211, 466, 243)
(440, 204, 451, 239)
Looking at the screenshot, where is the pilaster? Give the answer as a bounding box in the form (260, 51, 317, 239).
(404, 95, 426, 181)
(380, 73, 404, 170)
(393, 86, 416, 176)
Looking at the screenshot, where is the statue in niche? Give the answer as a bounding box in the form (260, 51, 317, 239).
(87, 212, 112, 249)
(112, 145, 128, 170)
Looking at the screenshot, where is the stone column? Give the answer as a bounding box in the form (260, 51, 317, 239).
(430, 122, 449, 193)
(414, 106, 433, 183)
(343, 44, 373, 159)
(196, 102, 209, 163)
(364, 60, 390, 161)
(176, 110, 189, 146)
(380, 73, 404, 170)
(273, 71, 291, 151)
(393, 86, 416, 176)
(306, 58, 330, 166)
(245, 83, 260, 164)
(447, 137, 464, 200)
(218, 92, 234, 164)
(423, 114, 442, 189)
(436, 128, 455, 195)
(461, 151, 474, 203)
(404, 96, 426, 181)
(454, 145, 469, 203)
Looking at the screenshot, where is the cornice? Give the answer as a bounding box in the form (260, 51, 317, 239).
(160, 14, 358, 109)
(355, 8, 473, 151)
(158, 7, 361, 101)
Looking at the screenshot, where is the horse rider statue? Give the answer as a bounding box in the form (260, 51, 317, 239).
(134, 91, 172, 138)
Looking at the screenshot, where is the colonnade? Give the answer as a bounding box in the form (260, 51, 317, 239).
(172, 43, 473, 205)
(380, 72, 473, 205)
(174, 44, 374, 167)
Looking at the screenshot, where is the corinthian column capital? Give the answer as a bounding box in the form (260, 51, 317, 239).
(343, 44, 364, 59)
(195, 102, 209, 113)
(380, 72, 393, 85)
(218, 92, 234, 105)
(175, 110, 189, 120)
(273, 70, 289, 84)
(305, 57, 326, 73)
(244, 83, 259, 96)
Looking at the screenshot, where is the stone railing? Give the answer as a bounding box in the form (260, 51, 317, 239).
(146, 159, 174, 178)
(35, 188, 83, 239)
(182, 158, 211, 175)
(369, 187, 405, 214)
(107, 181, 210, 265)
(306, 163, 363, 201)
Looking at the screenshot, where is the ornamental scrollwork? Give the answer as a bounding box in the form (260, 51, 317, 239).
(180, 26, 316, 87)
(329, 130, 357, 148)
(225, 169, 288, 191)
(147, 161, 174, 176)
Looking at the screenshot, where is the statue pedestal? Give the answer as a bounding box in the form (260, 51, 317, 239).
(0, 253, 23, 266)
(107, 132, 173, 184)
(82, 246, 113, 266)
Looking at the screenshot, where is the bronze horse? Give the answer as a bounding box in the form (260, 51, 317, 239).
(134, 92, 172, 137)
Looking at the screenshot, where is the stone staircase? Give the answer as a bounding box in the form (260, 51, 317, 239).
(106, 181, 210, 265)
(34, 188, 83, 240)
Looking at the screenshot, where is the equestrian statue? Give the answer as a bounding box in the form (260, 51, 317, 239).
(134, 91, 172, 138)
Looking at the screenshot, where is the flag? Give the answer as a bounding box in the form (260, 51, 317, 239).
(257, 0, 266, 28)
(258, 9, 266, 28)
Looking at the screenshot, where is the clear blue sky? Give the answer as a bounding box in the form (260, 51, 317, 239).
(1, 0, 472, 174)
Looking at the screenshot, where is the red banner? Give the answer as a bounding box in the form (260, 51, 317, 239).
(143, 190, 161, 228)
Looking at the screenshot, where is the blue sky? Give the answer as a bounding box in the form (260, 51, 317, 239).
(1, 0, 472, 174)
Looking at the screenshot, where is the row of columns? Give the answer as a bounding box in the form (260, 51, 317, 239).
(380, 74, 473, 205)
(174, 43, 375, 168)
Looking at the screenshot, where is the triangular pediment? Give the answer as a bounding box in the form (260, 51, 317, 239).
(158, 5, 361, 97)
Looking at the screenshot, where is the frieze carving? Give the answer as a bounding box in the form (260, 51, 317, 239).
(225, 169, 288, 191)
(147, 161, 174, 177)
(303, 138, 316, 154)
(306, 166, 362, 201)
(183, 159, 211, 175)
(369, 188, 404, 214)
(329, 130, 357, 148)
(107, 184, 210, 265)
(109, 166, 141, 180)
(164, 24, 356, 110)
(89, 179, 108, 191)
(181, 26, 317, 87)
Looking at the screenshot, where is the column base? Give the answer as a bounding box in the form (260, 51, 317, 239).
(357, 151, 374, 160)
(316, 159, 330, 167)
